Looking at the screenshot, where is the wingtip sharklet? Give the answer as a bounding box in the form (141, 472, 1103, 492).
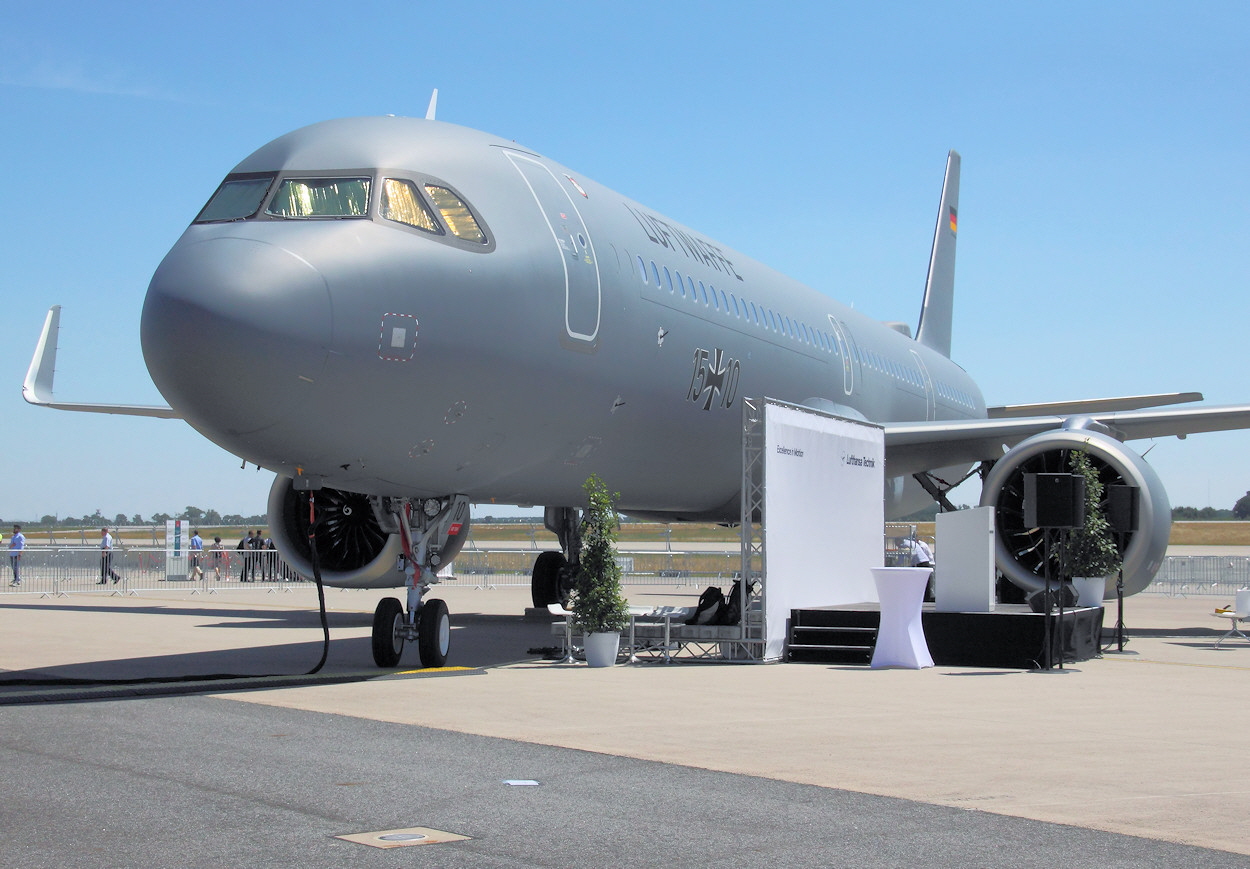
(22, 304, 61, 406)
(22, 304, 181, 419)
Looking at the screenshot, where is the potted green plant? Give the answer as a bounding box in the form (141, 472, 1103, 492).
(1057, 448, 1122, 605)
(570, 474, 630, 666)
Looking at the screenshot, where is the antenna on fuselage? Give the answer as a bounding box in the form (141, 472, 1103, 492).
(425, 88, 439, 121)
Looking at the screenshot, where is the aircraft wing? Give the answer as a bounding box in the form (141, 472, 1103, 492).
(885, 403, 1250, 476)
(986, 392, 1202, 417)
(22, 305, 181, 419)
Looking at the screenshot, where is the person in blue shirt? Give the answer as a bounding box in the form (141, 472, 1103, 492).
(8, 524, 25, 586)
(189, 529, 204, 580)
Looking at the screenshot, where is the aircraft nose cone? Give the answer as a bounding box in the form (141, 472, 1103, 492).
(141, 236, 332, 436)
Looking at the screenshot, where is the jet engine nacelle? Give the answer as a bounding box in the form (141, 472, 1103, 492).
(266, 476, 471, 588)
(979, 427, 1171, 597)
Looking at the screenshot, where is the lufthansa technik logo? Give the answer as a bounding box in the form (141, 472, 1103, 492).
(841, 453, 878, 468)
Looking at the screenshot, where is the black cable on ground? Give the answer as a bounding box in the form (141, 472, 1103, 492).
(304, 490, 331, 675)
(0, 491, 336, 696)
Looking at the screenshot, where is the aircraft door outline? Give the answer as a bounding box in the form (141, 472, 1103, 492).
(827, 316, 859, 397)
(909, 348, 936, 421)
(503, 151, 601, 347)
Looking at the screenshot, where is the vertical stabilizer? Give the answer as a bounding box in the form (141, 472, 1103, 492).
(915, 150, 960, 358)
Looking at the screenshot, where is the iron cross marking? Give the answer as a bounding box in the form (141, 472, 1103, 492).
(687, 347, 741, 411)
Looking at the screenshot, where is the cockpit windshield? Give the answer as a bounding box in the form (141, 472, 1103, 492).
(194, 173, 276, 222)
(266, 177, 371, 218)
(191, 170, 490, 249)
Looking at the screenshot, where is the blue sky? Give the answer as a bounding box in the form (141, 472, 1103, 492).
(1, 1, 1248, 521)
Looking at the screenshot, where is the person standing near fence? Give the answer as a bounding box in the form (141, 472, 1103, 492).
(210, 535, 224, 581)
(189, 529, 204, 580)
(238, 530, 254, 581)
(8, 524, 25, 586)
(259, 532, 274, 581)
(98, 527, 121, 584)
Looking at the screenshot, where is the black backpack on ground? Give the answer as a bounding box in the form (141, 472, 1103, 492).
(719, 579, 744, 626)
(687, 585, 725, 625)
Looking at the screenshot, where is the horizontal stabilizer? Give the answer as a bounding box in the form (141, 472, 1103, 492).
(23, 305, 180, 419)
(986, 392, 1204, 418)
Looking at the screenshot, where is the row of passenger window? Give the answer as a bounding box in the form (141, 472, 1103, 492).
(639, 254, 977, 411)
(861, 348, 975, 409)
(194, 172, 488, 245)
(637, 256, 844, 356)
(936, 380, 977, 410)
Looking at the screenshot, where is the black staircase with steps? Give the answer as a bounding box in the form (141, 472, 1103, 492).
(787, 609, 879, 664)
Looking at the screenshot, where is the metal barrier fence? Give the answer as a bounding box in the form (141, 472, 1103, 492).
(0, 546, 751, 596)
(452, 549, 745, 589)
(2, 547, 1247, 597)
(0, 547, 307, 596)
(1146, 556, 1250, 598)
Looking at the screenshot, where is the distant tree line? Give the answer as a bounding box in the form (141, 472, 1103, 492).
(0, 506, 267, 529)
(9, 495, 1250, 528)
(1172, 506, 1235, 520)
(1, 504, 557, 528)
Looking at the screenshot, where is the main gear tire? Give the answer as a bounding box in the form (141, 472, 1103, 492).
(418, 598, 450, 668)
(531, 550, 567, 608)
(371, 597, 405, 667)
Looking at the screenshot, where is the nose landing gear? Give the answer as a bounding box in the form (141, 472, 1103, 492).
(371, 594, 450, 668)
(369, 496, 465, 668)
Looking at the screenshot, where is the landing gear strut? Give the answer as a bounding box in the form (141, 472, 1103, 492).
(369, 496, 466, 668)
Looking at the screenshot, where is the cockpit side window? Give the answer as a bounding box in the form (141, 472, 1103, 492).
(381, 178, 442, 234)
(266, 177, 371, 218)
(194, 173, 276, 223)
(424, 185, 487, 243)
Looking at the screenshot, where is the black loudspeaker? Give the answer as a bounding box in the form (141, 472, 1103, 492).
(1023, 473, 1086, 529)
(1106, 484, 1138, 534)
(1027, 584, 1078, 613)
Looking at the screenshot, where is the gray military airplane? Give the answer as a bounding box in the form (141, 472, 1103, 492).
(24, 113, 1250, 667)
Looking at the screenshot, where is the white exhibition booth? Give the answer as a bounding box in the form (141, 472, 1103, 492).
(759, 402, 885, 661)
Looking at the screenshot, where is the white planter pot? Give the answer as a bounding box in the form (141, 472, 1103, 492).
(583, 631, 621, 667)
(1072, 576, 1107, 607)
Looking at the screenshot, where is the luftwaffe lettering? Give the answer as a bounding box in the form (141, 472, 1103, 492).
(625, 204, 743, 281)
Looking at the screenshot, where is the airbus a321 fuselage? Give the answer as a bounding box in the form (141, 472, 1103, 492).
(25, 114, 1250, 667)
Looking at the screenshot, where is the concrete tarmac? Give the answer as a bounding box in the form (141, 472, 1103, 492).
(2, 583, 1250, 865)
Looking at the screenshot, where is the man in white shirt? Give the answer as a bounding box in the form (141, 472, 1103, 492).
(902, 535, 935, 601)
(907, 536, 934, 568)
(8, 524, 25, 586)
(99, 527, 121, 584)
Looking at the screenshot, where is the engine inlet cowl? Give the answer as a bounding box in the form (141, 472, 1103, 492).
(979, 428, 1170, 597)
(267, 476, 402, 588)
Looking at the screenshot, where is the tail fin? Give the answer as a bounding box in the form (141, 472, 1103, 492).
(915, 150, 960, 358)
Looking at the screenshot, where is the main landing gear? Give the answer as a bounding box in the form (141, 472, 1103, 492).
(530, 506, 581, 608)
(369, 495, 467, 669)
